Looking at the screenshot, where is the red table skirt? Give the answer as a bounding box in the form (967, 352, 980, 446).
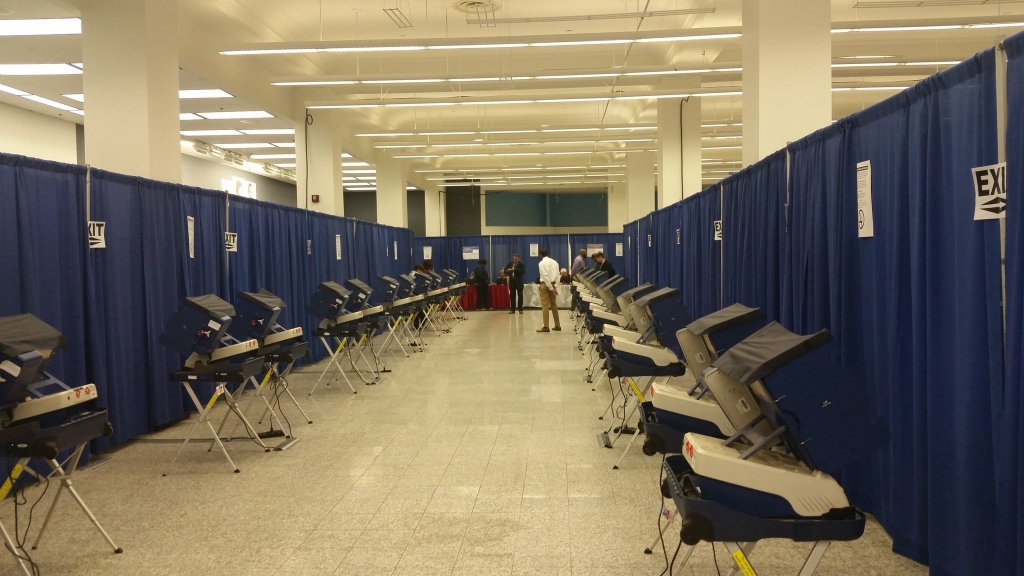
(460, 285, 511, 310)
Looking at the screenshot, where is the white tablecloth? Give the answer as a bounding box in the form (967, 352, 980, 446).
(522, 284, 573, 309)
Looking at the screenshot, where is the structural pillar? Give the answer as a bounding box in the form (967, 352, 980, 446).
(626, 151, 657, 221)
(295, 109, 344, 214)
(375, 153, 408, 228)
(658, 97, 703, 204)
(606, 183, 629, 233)
(742, 0, 832, 166)
(81, 0, 181, 182)
(423, 184, 445, 236)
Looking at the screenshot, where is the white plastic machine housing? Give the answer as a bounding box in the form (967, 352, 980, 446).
(8, 383, 98, 422)
(650, 381, 735, 437)
(264, 327, 303, 346)
(592, 308, 625, 326)
(603, 325, 641, 341)
(610, 337, 679, 366)
(681, 432, 850, 518)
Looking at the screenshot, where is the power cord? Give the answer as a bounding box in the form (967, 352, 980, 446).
(711, 543, 722, 576)
(667, 538, 684, 576)
(655, 454, 670, 576)
(3, 456, 48, 576)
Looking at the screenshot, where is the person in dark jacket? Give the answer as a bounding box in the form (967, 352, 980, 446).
(593, 252, 616, 278)
(504, 254, 526, 314)
(472, 259, 491, 310)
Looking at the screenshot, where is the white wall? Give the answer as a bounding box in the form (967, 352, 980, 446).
(180, 154, 297, 207)
(0, 100, 78, 164)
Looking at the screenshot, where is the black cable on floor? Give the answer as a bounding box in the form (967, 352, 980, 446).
(712, 542, 722, 576)
(656, 454, 670, 576)
(667, 538, 684, 576)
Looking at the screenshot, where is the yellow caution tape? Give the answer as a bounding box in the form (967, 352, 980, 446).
(732, 549, 757, 576)
(0, 464, 24, 501)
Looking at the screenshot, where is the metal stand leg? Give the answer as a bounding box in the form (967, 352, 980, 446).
(310, 337, 357, 395)
(723, 542, 758, 576)
(0, 519, 32, 576)
(165, 383, 240, 475)
(210, 385, 269, 452)
(31, 446, 121, 553)
(797, 542, 830, 576)
(0, 458, 33, 576)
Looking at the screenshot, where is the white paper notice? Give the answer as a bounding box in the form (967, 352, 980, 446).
(335, 235, 342, 260)
(423, 246, 432, 260)
(394, 241, 398, 260)
(529, 243, 539, 257)
(187, 216, 195, 259)
(615, 243, 623, 257)
(463, 246, 480, 260)
(676, 228, 680, 245)
(88, 221, 106, 249)
(856, 160, 875, 238)
(225, 232, 238, 252)
(973, 162, 1007, 220)
(586, 244, 603, 256)
(714, 221, 722, 242)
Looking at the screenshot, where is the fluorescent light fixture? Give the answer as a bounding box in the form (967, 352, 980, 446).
(272, 142, 296, 148)
(63, 93, 85, 102)
(420, 131, 475, 136)
(832, 86, 907, 91)
(180, 113, 203, 120)
(702, 123, 742, 127)
(704, 145, 742, 150)
(21, 94, 81, 113)
(179, 89, 233, 99)
(407, 186, 418, 190)
(240, 128, 294, 135)
(341, 153, 353, 158)
(394, 155, 440, 159)
(218, 143, 276, 149)
(197, 110, 273, 120)
(831, 61, 958, 68)
(312, 92, 737, 109)
(836, 55, 894, 59)
(0, 18, 81, 36)
(832, 22, 1024, 33)
(274, 163, 297, 168)
(181, 129, 242, 136)
(0, 64, 81, 76)
(345, 169, 377, 174)
(355, 132, 416, 137)
(347, 187, 378, 191)
(481, 130, 538, 134)
(343, 161, 370, 167)
(702, 135, 742, 140)
(0, 83, 27, 96)
(250, 153, 296, 159)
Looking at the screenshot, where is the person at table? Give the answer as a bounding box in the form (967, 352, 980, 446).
(504, 254, 525, 315)
(472, 258, 491, 310)
(559, 268, 572, 285)
(496, 270, 508, 285)
(537, 249, 561, 332)
(593, 252, 616, 278)
(571, 249, 587, 277)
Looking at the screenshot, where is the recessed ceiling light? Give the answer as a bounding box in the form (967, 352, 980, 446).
(240, 128, 294, 135)
(0, 83, 27, 96)
(250, 153, 296, 159)
(180, 129, 242, 136)
(218, 143, 277, 149)
(0, 18, 81, 36)
(0, 63, 81, 75)
(197, 110, 273, 120)
(273, 163, 297, 168)
(272, 142, 295, 147)
(22, 94, 80, 113)
(179, 89, 233, 99)
(179, 113, 203, 120)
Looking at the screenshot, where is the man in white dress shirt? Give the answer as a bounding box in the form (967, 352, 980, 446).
(536, 248, 561, 332)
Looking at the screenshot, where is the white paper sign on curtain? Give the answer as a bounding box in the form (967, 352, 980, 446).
(973, 162, 1007, 220)
(714, 221, 723, 241)
(856, 160, 876, 237)
(586, 244, 603, 256)
(615, 243, 623, 257)
(423, 246, 432, 260)
(393, 241, 398, 260)
(676, 229, 680, 245)
(88, 221, 106, 249)
(463, 246, 480, 260)
(306, 240, 312, 255)
(187, 216, 195, 259)
(335, 235, 342, 260)
(647, 234, 652, 247)
(529, 243, 539, 257)
(225, 232, 238, 252)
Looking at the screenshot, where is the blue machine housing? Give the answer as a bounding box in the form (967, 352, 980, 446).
(229, 289, 284, 341)
(373, 276, 401, 305)
(308, 281, 351, 321)
(402, 273, 430, 295)
(159, 295, 236, 356)
(343, 279, 373, 312)
(632, 288, 692, 358)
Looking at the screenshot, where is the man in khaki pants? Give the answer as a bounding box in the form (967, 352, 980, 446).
(536, 248, 561, 332)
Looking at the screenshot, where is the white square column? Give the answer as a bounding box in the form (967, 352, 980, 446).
(423, 184, 445, 236)
(81, 0, 181, 182)
(606, 183, 629, 233)
(375, 153, 408, 228)
(742, 0, 832, 166)
(626, 151, 657, 221)
(295, 109, 344, 215)
(658, 97, 703, 205)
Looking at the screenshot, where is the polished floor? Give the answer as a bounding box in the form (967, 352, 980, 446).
(3, 310, 929, 576)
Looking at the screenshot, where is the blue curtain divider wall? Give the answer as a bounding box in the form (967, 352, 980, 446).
(998, 32, 1024, 575)
(0, 154, 414, 450)
(618, 45, 1012, 576)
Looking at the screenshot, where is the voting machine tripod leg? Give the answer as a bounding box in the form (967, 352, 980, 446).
(310, 337, 357, 395)
(166, 382, 240, 474)
(29, 445, 121, 554)
(1, 457, 34, 576)
(271, 365, 313, 424)
(210, 385, 268, 452)
(381, 316, 409, 357)
(597, 372, 620, 420)
(222, 372, 287, 443)
(722, 542, 759, 576)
